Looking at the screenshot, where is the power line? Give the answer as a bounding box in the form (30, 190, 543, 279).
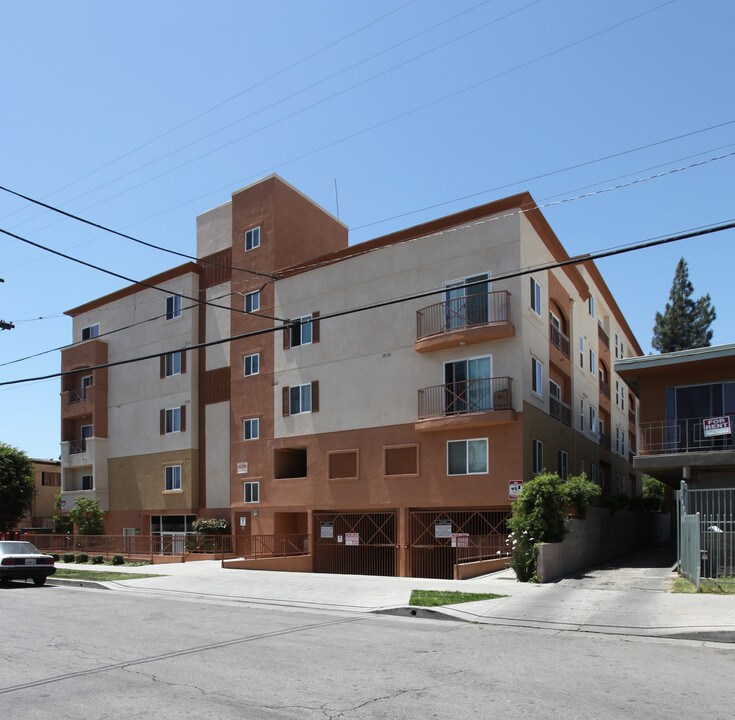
(0, 226, 285, 323)
(2, 217, 732, 388)
(0, 0, 420, 226)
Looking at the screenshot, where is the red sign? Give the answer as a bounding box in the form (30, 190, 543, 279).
(703, 416, 731, 437)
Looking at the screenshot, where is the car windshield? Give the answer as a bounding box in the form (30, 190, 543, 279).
(0, 541, 42, 554)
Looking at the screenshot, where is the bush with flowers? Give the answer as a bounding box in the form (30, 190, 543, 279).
(507, 471, 569, 582)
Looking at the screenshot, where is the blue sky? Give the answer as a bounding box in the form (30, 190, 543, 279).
(1, 0, 733, 459)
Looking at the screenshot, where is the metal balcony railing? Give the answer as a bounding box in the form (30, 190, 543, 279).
(599, 432, 612, 451)
(640, 416, 735, 455)
(416, 290, 511, 340)
(69, 439, 86, 454)
(68, 388, 86, 405)
(600, 379, 610, 399)
(598, 323, 610, 348)
(418, 377, 512, 421)
(549, 324, 570, 358)
(549, 396, 571, 426)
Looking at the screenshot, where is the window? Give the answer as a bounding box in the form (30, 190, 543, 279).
(165, 465, 182, 491)
(614, 333, 619, 359)
(447, 438, 488, 475)
(620, 341, 625, 358)
(244, 481, 260, 503)
(616, 427, 620, 453)
(444, 274, 490, 329)
(243, 417, 259, 440)
(41, 472, 61, 487)
(588, 296, 595, 318)
(245, 290, 261, 313)
(621, 386, 626, 411)
(445, 356, 493, 413)
(243, 353, 259, 376)
(579, 459, 585, 474)
(274, 448, 308, 478)
(531, 357, 543, 396)
(290, 315, 313, 347)
(589, 463, 597, 485)
(530, 277, 541, 316)
(580, 398, 585, 431)
(81, 324, 99, 341)
(621, 430, 626, 457)
(244, 226, 260, 251)
(615, 380, 620, 405)
(165, 407, 182, 434)
(532, 438, 544, 475)
(589, 349, 596, 375)
(163, 351, 183, 377)
(165, 295, 182, 320)
(282, 381, 319, 416)
(589, 406, 597, 435)
(81, 375, 93, 399)
(81, 474, 93, 491)
(556, 449, 568, 480)
(549, 379, 561, 400)
(579, 337, 584, 368)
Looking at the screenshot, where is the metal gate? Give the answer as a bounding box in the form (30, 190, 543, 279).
(409, 509, 510, 579)
(313, 511, 397, 576)
(678, 481, 735, 587)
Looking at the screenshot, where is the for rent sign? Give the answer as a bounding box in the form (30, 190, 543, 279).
(703, 416, 732, 437)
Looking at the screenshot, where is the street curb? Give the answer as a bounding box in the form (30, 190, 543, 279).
(373, 606, 467, 622)
(47, 577, 109, 590)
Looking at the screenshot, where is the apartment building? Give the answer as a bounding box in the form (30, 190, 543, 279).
(17, 459, 61, 530)
(60, 175, 641, 577)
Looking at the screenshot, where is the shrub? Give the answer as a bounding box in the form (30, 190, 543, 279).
(111, 555, 125, 566)
(63, 553, 75, 563)
(75, 553, 89, 563)
(53, 514, 73, 534)
(51, 554, 60, 561)
(560, 473, 601, 519)
(92, 555, 105, 564)
(191, 517, 230, 534)
(68, 497, 105, 535)
(642, 475, 666, 511)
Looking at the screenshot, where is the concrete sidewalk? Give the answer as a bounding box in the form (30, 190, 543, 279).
(48, 548, 735, 642)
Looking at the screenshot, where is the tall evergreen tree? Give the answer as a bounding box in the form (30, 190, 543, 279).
(652, 258, 716, 353)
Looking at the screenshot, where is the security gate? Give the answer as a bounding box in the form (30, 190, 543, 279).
(409, 509, 510, 579)
(313, 511, 397, 576)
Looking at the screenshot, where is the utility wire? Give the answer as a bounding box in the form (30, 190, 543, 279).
(2, 217, 732, 388)
(0, 226, 285, 323)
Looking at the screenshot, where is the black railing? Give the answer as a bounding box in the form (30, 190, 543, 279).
(416, 291, 511, 340)
(549, 396, 571, 426)
(549, 324, 570, 358)
(418, 377, 512, 420)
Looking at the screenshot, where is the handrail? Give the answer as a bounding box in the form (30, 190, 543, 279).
(418, 377, 512, 420)
(416, 290, 511, 340)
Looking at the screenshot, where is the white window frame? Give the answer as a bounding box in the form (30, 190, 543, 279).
(245, 290, 261, 314)
(81, 323, 100, 341)
(531, 356, 543, 397)
(589, 463, 597, 485)
(549, 379, 561, 400)
(165, 407, 182, 434)
(588, 296, 595, 318)
(615, 380, 620, 405)
(589, 348, 596, 375)
(244, 226, 261, 252)
(164, 465, 182, 492)
(244, 481, 260, 504)
(243, 352, 260, 377)
(616, 427, 621, 453)
(164, 351, 182, 377)
(289, 383, 312, 415)
(530, 277, 542, 316)
(621, 386, 626, 412)
(589, 405, 597, 435)
(165, 294, 182, 320)
(614, 333, 619, 359)
(447, 438, 488, 476)
(81, 374, 93, 399)
(290, 315, 313, 347)
(243, 417, 259, 441)
(532, 438, 544, 475)
(557, 449, 568, 480)
(579, 337, 584, 368)
(580, 398, 585, 431)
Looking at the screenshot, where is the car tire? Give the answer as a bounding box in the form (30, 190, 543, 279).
(0, 578, 9, 586)
(33, 577, 46, 586)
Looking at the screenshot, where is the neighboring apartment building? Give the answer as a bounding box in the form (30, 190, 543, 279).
(60, 175, 641, 577)
(17, 459, 61, 530)
(616, 343, 735, 489)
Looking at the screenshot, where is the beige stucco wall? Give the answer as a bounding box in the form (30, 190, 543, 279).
(108, 450, 198, 512)
(205, 401, 230, 508)
(272, 210, 523, 437)
(196, 201, 232, 257)
(205, 282, 231, 370)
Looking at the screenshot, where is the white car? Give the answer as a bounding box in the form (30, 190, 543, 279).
(0, 541, 56, 586)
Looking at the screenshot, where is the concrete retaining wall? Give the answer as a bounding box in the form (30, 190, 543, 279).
(536, 508, 671, 583)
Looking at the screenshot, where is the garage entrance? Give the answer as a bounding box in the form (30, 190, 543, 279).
(313, 511, 397, 576)
(409, 509, 510, 579)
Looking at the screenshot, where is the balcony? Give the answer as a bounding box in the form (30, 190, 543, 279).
(549, 396, 571, 426)
(629, 408, 637, 426)
(549, 324, 570, 359)
(415, 291, 514, 353)
(416, 377, 516, 431)
(61, 383, 107, 422)
(600, 379, 610, 399)
(599, 432, 612, 452)
(597, 323, 610, 349)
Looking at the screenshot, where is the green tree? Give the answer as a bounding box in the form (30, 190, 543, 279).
(0, 442, 35, 529)
(642, 475, 666, 512)
(652, 258, 716, 353)
(68, 497, 105, 535)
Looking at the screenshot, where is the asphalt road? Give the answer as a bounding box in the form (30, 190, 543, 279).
(2, 582, 734, 719)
